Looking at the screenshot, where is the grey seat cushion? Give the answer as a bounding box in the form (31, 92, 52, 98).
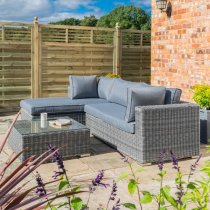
(108, 79, 149, 107)
(69, 75, 98, 99)
(165, 88, 182, 104)
(21, 98, 107, 115)
(84, 103, 135, 134)
(98, 77, 116, 100)
(125, 86, 166, 122)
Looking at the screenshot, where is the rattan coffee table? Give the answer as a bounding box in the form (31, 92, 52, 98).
(8, 118, 90, 162)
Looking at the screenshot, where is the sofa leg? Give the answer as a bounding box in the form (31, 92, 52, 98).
(140, 162, 152, 166)
(80, 153, 90, 158)
(191, 155, 200, 159)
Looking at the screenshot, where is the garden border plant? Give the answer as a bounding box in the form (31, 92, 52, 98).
(0, 112, 210, 209)
(193, 83, 210, 144)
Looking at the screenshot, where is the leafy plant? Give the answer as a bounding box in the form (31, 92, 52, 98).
(96, 5, 151, 30)
(117, 151, 209, 210)
(0, 111, 84, 210)
(1, 112, 210, 209)
(193, 83, 210, 109)
(105, 73, 120, 78)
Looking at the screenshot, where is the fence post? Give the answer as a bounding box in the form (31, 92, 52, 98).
(65, 28, 68, 43)
(32, 16, 41, 98)
(114, 23, 122, 76)
(1, 26, 5, 105)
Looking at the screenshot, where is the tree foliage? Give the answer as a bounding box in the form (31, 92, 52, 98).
(50, 15, 98, 27)
(97, 5, 151, 30)
(50, 18, 81, 26)
(80, 15, 98, 27)
(49, 6, 151, 30)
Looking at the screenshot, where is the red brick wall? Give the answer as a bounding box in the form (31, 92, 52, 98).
(151, 0, 210, 101)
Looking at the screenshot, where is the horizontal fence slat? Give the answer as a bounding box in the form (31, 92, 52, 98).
(0, 21, 151, 112)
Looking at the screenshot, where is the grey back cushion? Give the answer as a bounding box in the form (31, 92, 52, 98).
(165, 88, 182, 104)
(108, 79, 149, 107)
(98, 77, 116, 100)
(125, 86, 166, 122)
(69, 75, 98, 99)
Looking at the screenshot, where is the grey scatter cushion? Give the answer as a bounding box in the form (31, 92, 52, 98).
(165, 88, 182, 104)
(69, 75, 98, 99)
(108, 79, 149, 107)
(125, 86, 166, 122)
(98, 77, 115, 100)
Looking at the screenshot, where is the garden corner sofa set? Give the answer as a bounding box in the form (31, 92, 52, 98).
(20, 76, 200, 163)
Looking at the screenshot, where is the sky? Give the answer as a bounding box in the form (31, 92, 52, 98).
(0, 0, 151, 23)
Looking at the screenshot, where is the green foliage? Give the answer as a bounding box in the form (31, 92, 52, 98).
(57, 180, 69, 191)
(50, 18, 81, 26)
(49, 6, 150, 30)
(128, 179, 138, 195)
(105, 73, 120, 78)
(160, 186, 177, 208)
(80, 15, 98, 27)
(140, 191, 152, 204)
(117, 171, 129, 181)
(118, 154, 210, 210)
(192, 83, 210, 109)
(49, 15, 98, 27)
(1, 113, 210, 209)
(71, 197, 83, 210)
(123, 203, 137, 209)
(97, 5, 151, 30)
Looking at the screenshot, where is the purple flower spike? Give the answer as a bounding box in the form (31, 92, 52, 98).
(176, 188, 184, 205)
(52, 171, 64, 179)
(158, 150, 166, 171)
(48, 144, 64, 170)
(112, 199, 120, 210)
(35, 172, 46, 197)
(92, 170, 109, 188)
(119, 152, 129, 164)
(191, 154, 202, 172)
(170, 151, 179, 171)
(110, 181, 117, 200)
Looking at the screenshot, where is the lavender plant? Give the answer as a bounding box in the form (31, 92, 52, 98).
(1, 112, 210, 209)
(105, 180, 118, 210)
(0, 112, 83, 210)
(117, 151, 209, 210)
(85, 170, 110, 209)
(35, 172, 47, 197)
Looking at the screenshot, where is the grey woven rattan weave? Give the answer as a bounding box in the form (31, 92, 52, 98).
(86, 103, 200, 163)
(8, 118, 90, 162)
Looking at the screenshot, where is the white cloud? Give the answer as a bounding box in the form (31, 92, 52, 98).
(0, 0, 103, 23)
(0, 0, 151, 24)
(0, 0, 51, 21)
(130, 0, 151, 7)
(113, 2, 126, 7)
(130, 0, 151, 13)
(40, 11, 104, 23)
(55, 0, 94, 9)
(54, 0, 102, 15)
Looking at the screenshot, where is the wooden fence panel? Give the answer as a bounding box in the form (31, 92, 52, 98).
(0, 24, 32, 112)
(41, 44, 113, 97)
(0, 20, 151, 112)
(121, 30, 151, 83)
(40, 25, 115, 98)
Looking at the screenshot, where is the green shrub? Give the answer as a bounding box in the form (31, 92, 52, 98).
(105, 73, 120, 78)
(192, 83, 210, 109)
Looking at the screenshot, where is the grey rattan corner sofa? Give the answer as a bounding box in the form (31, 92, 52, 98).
(20, 76, 200, 163)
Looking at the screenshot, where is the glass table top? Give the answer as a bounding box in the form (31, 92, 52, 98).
(13, 118, 87, 135)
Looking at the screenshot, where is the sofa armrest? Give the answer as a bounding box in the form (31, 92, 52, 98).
(134, 103, 200, 160)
